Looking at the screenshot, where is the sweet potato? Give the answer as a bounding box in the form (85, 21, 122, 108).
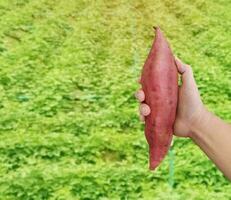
(140, 27, 178, 170)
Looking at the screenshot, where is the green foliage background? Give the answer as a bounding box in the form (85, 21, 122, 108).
(0, 0, 230, 199)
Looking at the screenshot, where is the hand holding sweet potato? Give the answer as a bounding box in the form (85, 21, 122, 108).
(136, 28, 204, 170)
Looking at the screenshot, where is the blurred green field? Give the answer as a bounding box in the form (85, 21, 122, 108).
(0, 0, 230, 199)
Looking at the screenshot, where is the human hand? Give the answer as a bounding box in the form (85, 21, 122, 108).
(136, 57, 206, 138)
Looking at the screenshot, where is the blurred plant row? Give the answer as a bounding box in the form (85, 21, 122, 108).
(0, 0, 230, 199)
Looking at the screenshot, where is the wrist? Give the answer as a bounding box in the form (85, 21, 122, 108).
(189, 106, 211, 139)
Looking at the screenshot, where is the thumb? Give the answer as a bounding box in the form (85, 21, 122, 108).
(175, 57, 196, 88)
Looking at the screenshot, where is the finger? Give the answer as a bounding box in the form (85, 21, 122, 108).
(139, 114, 145, 122)
(139, 103, 151, 116)
(135, 89, 145, 102)
(174, 57, 196, 88)
(174, 56, 186, 74)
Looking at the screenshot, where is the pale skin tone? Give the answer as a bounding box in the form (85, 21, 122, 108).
(135, 57, 231, 180)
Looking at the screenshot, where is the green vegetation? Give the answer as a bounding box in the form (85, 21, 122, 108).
(0, 0, 230, 199)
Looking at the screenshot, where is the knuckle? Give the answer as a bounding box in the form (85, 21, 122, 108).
(186, 64, 191, 69)
(186, 65, 193, 73)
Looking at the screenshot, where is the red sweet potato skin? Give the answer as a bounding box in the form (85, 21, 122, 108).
(141, 27, 178, 170)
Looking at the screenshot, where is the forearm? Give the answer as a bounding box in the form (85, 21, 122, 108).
(190, 108, 231, 180)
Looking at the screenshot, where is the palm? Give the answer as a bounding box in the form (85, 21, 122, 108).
(173, 81, 203, 137)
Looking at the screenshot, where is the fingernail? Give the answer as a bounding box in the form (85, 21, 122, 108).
(140, 104, 151, 116)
